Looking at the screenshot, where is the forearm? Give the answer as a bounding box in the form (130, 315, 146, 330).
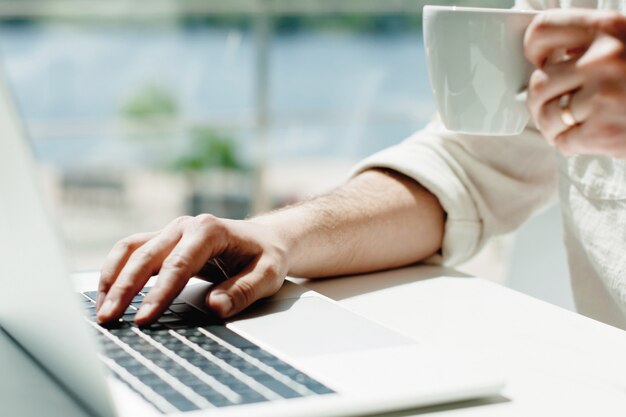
(252, 169, 445, 278)
(96, 168, 446, 323)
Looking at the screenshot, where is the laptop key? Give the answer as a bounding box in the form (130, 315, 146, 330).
(102, 320, 131, 330)
(139, 324, 168, 333)
(176, 345, 196, 355)
(125, 304, 138, 312)
(177, 309, 221, 326)
(203, 325, 255, 348)
(187, 382, 234, 405)
(122, 313, 137, 322)
(161, 341, 181, 351)
(194, 390, 231, 407)
(138, 373, 164, 386)
(242, 347, 272, 359)
(223, 381, 250, 393)
(186, 334, 207, 344)
(126, 365, 153, 377)
(87, 291, 333, 413)
(260, 378, 302, 399)
(188, 356, 209, 367)
(158, 315, 184, 325)
(83, 291, 99, 301)
(108, 327, 135, 337)
(168, 304, 194, 314)
(242, 367, 270, 379)
(159, 392, 199, 412)
(303, 381, 334, 394)
(238, 391, 266, 404)
(170, 297, 186, 305)
(106, 348, 128, 361)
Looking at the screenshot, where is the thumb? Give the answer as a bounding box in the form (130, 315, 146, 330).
(206, 260, 283, 318)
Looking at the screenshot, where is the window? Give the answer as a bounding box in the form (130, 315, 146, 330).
(0, 0, 512, 269)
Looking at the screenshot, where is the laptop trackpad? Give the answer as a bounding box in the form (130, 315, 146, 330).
(228, 297, 416, 358)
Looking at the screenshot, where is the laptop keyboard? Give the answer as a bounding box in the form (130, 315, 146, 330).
(80, 289, 333, 414)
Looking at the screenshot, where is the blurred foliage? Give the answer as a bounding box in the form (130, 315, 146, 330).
(121, 84, 243, 172)
(174, 128, 243, 172)
(122, 84, 178, 120)
(0, 0, 514, 33)
(184, 13, 422, 33)
(273, 14, 423, 34)
(181, 0, 513, 34)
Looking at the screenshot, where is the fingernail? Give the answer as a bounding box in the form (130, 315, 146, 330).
(135, 302, 157, 323)
(96, 291, 106, 310)
(97, 299, 116, 322)
(211, 292, 233, 316)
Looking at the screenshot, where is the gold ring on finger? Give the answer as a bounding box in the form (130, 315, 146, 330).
(559, 92, 578, 128)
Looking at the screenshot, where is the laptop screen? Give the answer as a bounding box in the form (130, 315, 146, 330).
(0, 66, 117, 417)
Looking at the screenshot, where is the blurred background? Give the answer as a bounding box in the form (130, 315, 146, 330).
(0, 0, 574, 310)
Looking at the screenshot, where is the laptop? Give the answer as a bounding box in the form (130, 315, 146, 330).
(0, 66, 504, 417)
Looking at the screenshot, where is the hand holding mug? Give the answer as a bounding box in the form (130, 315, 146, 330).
(525, 9, 626, 158)
(424, 6, 537, 135)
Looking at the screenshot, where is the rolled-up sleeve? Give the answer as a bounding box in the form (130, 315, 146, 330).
(350, 120, 557, 266)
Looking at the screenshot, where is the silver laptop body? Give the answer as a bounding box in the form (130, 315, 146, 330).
(0, 66, 504, 417)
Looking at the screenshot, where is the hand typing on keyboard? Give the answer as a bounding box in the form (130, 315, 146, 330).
(96, 170, 443, 326)
(96, 215, 289, 325)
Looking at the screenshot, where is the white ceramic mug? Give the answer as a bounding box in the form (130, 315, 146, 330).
(423, 6, 538, 136)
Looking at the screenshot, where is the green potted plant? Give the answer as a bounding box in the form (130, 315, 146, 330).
(173, 127, 251, 218)
(122, 83, 250, 219)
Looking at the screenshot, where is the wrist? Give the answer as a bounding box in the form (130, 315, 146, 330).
(250, 209, 307, 275)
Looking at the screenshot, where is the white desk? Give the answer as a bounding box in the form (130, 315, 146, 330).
(2, 265, 626, 416)
(294, 265, 626, 416)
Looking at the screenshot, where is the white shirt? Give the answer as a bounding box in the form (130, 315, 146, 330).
(353, 0, 626, 329)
